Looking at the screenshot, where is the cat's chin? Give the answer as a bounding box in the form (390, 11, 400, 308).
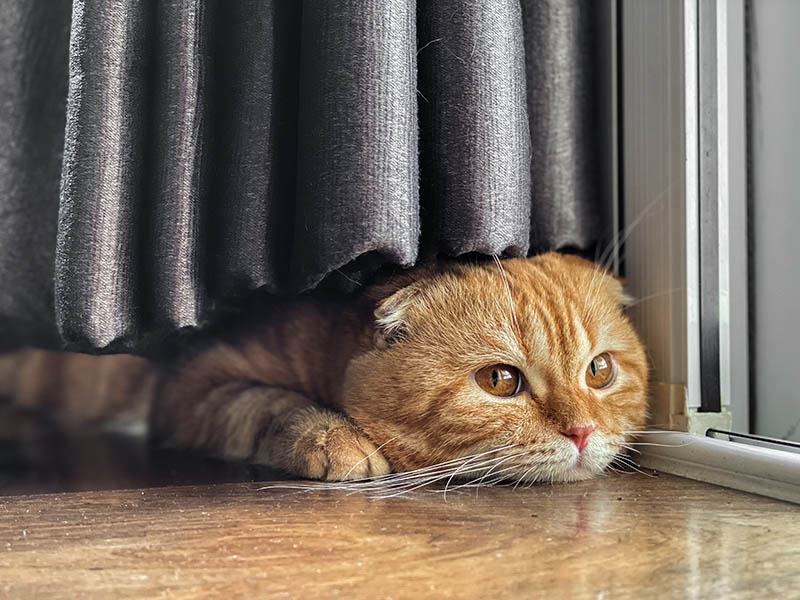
(555, 465, 604, 483)
(505, 458, 608, 485)
(547, 456, 612, 483)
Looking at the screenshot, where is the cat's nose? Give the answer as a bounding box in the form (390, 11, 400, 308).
(562, 425, 595, 452)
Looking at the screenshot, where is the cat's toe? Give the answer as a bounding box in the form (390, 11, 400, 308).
(287, 414, 391, 481)
(325, 429, 391, 481)
(317, 425, 391, 481)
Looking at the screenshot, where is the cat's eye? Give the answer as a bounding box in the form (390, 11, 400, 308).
(474, 364, 522, 397)
(585, 352, 617, 389)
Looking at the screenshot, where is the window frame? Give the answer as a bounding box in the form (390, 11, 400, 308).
(618, 0, 748, 431)
(616, 0, 800, 503)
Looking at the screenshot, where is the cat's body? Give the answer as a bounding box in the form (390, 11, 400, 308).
(0, 253, 648, 484)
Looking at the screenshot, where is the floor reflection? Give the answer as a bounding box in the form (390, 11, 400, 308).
(0, 401, 282, 496)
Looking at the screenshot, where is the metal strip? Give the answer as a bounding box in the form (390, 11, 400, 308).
(637, 431, 800, 505)
(720, 0, 750, 433)
(707, 428, 800, 454)
(698, 0, 721, 412)
(716, 0, 731, 414)
(684, 0, 702, 410)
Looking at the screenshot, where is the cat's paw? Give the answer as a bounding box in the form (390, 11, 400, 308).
(285, 410, 391, 481)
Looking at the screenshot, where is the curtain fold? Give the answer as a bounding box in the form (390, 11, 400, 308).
(292, 0, 420, 291)
(56, 0, 153, 347)
(418, 0, 531, 258)
(206, 2, 300, 298)
(0, 2, 70, 350)
(522, 0, 605, 252)
(0, 0, 609, 353)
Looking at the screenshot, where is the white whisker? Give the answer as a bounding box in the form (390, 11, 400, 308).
(443, 449, 528, 502)
(342, 435, 399, 480)
(624, 287, 682, 309)
(583, 184, 674, 322)
(258, 444, 521, 495)
(513, 464, 540, 489)
(623, 430, 680, 434)
(369, 446, 526, 499)
(624, 441, 692, 448)
(611, 454, 657, 478)
(492, 255, 521, 339)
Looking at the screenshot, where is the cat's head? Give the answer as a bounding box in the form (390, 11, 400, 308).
(342, 252, 648, 483)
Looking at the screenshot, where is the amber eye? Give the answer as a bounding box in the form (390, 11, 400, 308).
(474, 364, 522, 397)
(585, 352, 617, 389)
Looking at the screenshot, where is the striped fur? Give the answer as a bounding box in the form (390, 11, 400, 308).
(0, 253, 648, 483)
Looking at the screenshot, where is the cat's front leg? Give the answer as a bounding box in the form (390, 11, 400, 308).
(153, 383, 390, 481)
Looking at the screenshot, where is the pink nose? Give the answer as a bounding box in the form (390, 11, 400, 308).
(562, 425, 595, 452)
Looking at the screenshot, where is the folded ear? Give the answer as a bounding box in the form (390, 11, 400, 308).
(373, 283, 420, 350)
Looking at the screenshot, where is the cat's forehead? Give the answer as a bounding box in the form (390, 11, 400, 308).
(514, 289, 597, 371)
(397, 255, 620, 366)
(454, 255, 612, 318)
(441, 256, 618, 367)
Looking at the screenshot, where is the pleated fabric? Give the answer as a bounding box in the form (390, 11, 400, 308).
(0, 0, 609, 352)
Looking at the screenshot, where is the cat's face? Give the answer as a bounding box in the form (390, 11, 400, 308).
(342, 252, 648, 483)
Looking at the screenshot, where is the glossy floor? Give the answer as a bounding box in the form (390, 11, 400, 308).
(2, 471, 799, 598)
(1, 404, 798, 598)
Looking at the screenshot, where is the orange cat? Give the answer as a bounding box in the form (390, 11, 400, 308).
(0, 253, 648, 484)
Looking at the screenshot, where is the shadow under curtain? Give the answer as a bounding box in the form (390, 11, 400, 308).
(0, 0, 607, 353)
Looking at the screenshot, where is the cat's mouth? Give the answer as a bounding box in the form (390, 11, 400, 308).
(485, 440, 618, 484)
(551, 434, 621, 481)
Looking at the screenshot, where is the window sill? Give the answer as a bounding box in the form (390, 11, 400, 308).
(637, 431, 800, 504)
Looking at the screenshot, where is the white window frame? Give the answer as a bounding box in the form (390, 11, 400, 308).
(616, 0, 800, 504)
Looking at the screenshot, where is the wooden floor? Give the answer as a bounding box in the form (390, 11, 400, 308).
(1, 471, 798, 599)
(1, 404, 798, 598)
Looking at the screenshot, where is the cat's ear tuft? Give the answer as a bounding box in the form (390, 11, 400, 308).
(619, 288, 635, 308)
(373, 284, 420, 349)
(606, 275, 634, 308)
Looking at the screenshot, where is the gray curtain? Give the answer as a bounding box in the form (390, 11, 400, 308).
(0, 0, 607, 353)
